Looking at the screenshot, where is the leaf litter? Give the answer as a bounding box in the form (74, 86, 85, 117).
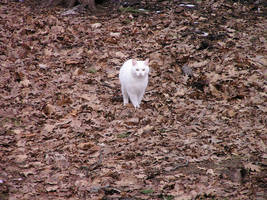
(0, 0, 266, 199)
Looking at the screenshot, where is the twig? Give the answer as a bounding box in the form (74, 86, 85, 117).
(171, 157, 189, 170)
(89, 149, 104, 170)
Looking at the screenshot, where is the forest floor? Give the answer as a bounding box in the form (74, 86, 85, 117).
(0, 0, 266, 199)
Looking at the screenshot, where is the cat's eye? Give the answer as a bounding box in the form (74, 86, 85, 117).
(142, 69, 145, 71)
(136, 69, 139, 71)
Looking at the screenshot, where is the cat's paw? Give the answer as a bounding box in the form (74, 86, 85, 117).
(123, 98, 129, 105)
(133, 104, 140, 109)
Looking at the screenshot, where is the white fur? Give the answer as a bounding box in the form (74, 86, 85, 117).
(119, 59, 149, 108)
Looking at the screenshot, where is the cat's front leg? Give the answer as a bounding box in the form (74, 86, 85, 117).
(138, 91, 145, 105)
(129, 93, 140, 108)
(123, 95, 129, 105)
(121, 87, 129, 105)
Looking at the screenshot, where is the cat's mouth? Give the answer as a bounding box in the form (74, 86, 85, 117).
(136, 73, 145, 77)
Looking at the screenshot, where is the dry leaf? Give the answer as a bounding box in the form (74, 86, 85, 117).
(244, 163, 261, 172)
(91, 23, 102, 29)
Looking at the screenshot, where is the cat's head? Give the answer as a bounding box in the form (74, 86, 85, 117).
(131, 59, 149, 77)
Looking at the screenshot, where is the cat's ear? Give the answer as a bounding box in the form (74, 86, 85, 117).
(144, 58, 149, 65)
(132, 59, 137, 66)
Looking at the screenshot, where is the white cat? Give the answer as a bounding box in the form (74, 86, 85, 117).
(119, 59, 149, 108)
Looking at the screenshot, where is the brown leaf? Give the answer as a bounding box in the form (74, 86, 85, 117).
(15, 154, 28, 163)
(244, 163, 261, 172)
(77, 142, 100, 152)
(46, 185, 58, 192)
(125, 117, 139, 125)
(91, 23, 102, 29)
(43, 104, 55, 116)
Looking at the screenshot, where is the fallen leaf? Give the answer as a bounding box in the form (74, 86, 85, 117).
(20, 79, 30, 87)
(46, 185, 58, 192)
(115, 51, 126, 58)
(244, 163, 261, 172)
(15, 154, 28, 163)
(43, 104, 55, 116)
(91, 23, 102, 29)
(110, 32, 121, 37)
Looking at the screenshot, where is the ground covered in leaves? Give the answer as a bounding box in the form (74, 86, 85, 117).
(0, 0, 266, 199)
